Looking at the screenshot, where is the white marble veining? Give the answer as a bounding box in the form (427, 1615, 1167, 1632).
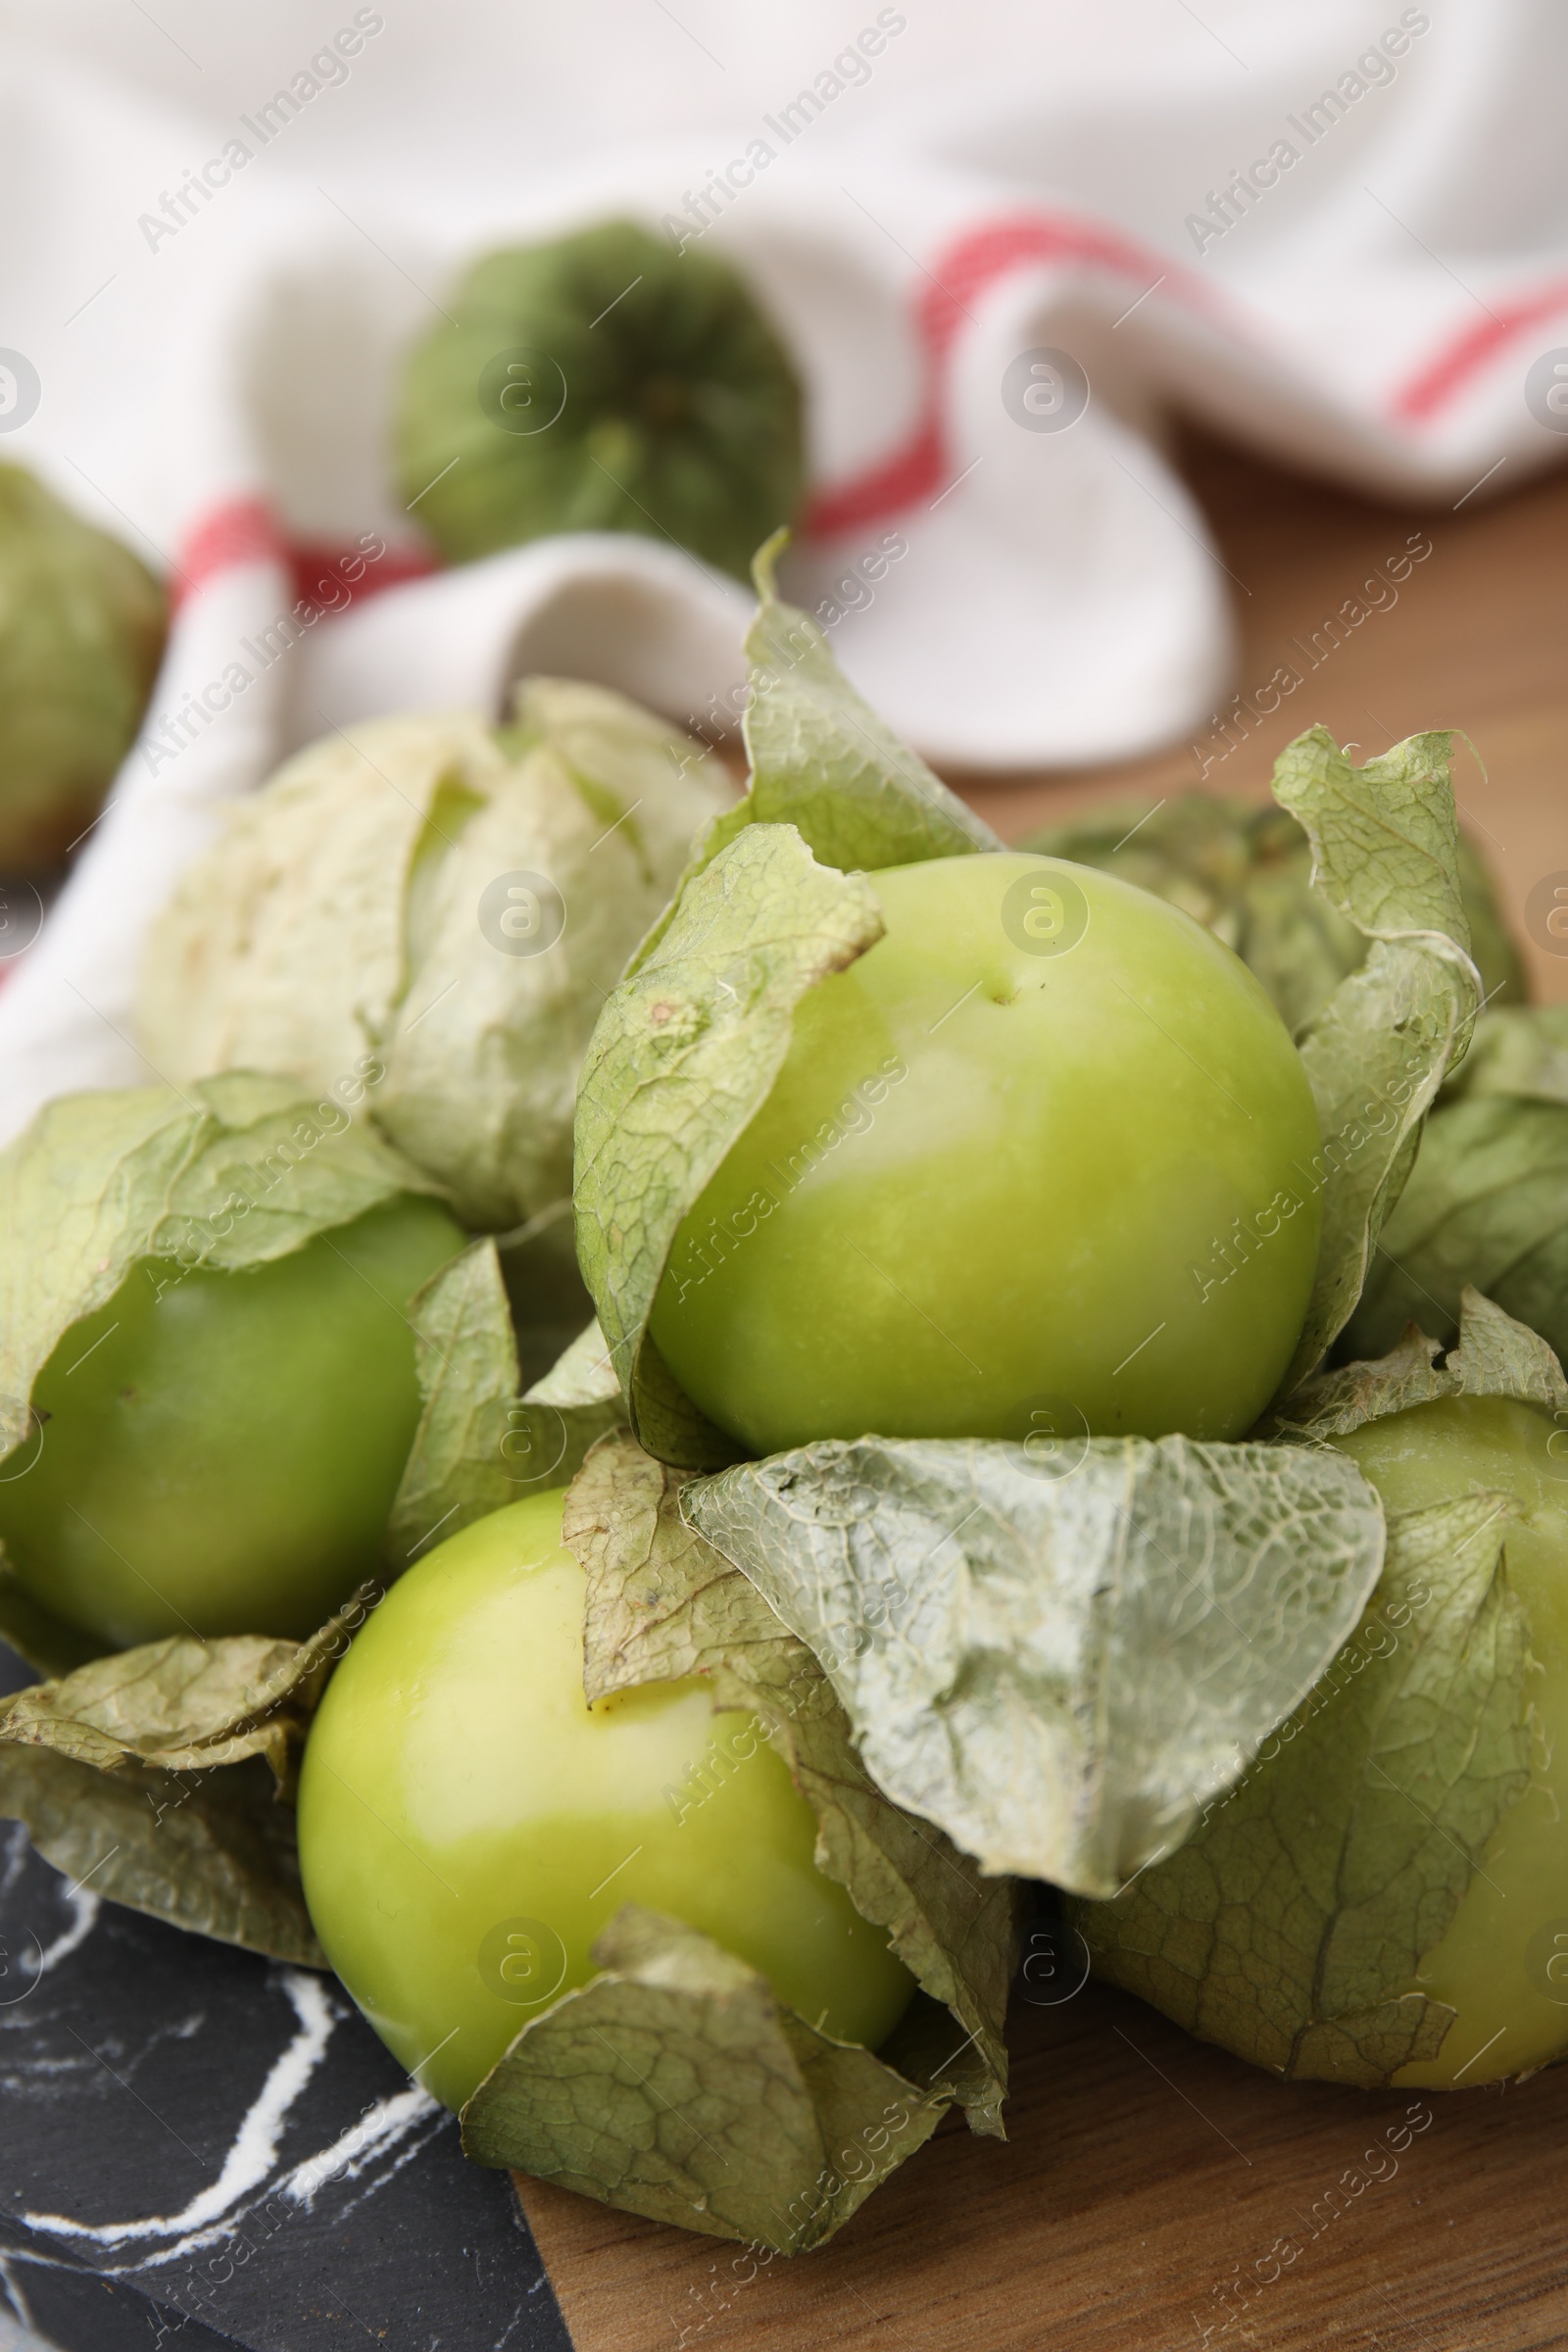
(281, 2084, 441, 2211)
(27, 1894, 101, 1989)
(22, 1970, 338, 2247)
(18, 1963, 450, 2304)
(2, 1836, 555, 2349)
(1, 1827, 101, 2024)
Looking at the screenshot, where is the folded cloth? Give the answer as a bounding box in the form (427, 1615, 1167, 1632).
(1, 0, 1564, 1139)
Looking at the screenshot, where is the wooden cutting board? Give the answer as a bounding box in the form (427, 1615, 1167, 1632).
(518, 1980, 1568, 2352)
(518, 432, 1568, 2350)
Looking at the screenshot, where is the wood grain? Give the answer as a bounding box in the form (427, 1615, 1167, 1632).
(517, 439, 1568, 2350)
(518, 1982, 1568, 2352)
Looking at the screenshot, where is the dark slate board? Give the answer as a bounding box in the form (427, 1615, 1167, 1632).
(0, 1642, 573, 2352)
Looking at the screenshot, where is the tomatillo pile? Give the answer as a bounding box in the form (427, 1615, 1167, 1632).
(0, 550, 1554, 2260)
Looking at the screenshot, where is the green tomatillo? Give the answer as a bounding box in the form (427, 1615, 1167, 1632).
(648, 851, 1325, 1454)
(1067, 1296, 1568, 2094)
(0, 1196, 465, 1649)
(296, 1490, 916, 2114)
(0, 1075, 468, 1651)
(1326, 1393, 1568, 2088)
(138, 685, 733, 1237)
(0, 461, 168, 869)
(394, 220, 804, 581)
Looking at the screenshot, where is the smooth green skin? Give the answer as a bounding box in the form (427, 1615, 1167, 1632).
(296, 1493, 916, 2113)
(1328, 1396, 1568, 2088)
(0, 1197, 466, 1648)
(650, 853, 1324, 1454)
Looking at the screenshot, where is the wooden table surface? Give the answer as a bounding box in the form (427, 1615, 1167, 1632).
(962, 429, 1568, 1016)
(517, 435, 1568, 2350)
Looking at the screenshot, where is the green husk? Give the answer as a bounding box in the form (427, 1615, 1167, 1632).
(0, 460, 167, 869)
(388, 1240, 626, 1563)
(1071, 1292, 1560, 2084)
(685, 1432, 1386, 1898)
(0, 1746, 324, 1968)
(461, 1907, 945, 2250)
(394, 221, 805, 580)
(1022, 792, 1525, 1036)
(563, 1432, 1017, 2134)
(627, 536, 997, 974)
(1345, 1007, 1568, 1369)
(138, 683, 732, 1232)
(1265, 728, 1481, 1395)
(0, 1588, 377, 1964)
(0, 1073, 441, 1471)
(0, 1590, 369, 1783)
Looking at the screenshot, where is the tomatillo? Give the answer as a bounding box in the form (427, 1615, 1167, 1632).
(0, 460, 168, 870)
(395, 221, 804, 582)
(296, 1492, 915, 2113)
(649, 852, 1324, 1453)
(1327, 1396, 1568, 2087)
(0, 1196, 465, 1648)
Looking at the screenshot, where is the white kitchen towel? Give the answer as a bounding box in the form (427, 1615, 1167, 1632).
(1, 0, 1566, 1137)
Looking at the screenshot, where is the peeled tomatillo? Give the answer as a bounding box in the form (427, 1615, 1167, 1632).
(650, 852, 1324, 1454)
(296, 1492, 915, 2114)
(0, 1196, 465, 1648)
(1328, 1395, 1568, 2088)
